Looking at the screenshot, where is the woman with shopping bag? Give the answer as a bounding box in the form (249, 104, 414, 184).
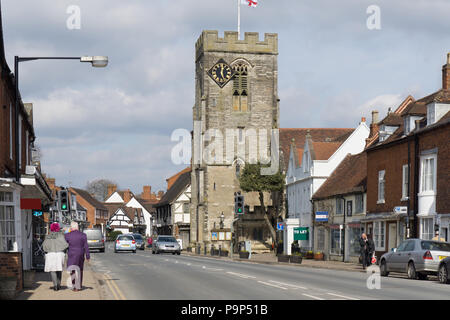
(42, 223, 69, 291)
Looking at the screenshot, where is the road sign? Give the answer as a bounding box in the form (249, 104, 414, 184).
(294, 227, 309, 241)
(277, 222, 284, 231)
(315, 211, 329, 222)
(394, 206, 407, 214)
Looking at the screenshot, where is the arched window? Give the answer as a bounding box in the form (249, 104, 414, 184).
(232, 63, 249, 112)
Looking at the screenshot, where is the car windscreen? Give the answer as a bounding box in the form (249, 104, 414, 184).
(85, 230, 102, 240)
(118, 236, 134, 241)
(158, 237, 177, 242)
(133, 235, 143, 240)
(421, 241, 450, 252)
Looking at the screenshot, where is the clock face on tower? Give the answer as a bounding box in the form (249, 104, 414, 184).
(207, 59, 235, 88)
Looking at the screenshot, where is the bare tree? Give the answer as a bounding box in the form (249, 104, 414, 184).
(85, 179, 118, 202)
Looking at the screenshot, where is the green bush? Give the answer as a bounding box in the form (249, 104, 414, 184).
(107, 230, 122, 241)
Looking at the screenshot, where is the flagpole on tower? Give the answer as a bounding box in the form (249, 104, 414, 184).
(238, 0, 241, 40)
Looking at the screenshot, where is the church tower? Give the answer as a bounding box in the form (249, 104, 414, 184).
(190, 30, 279, 251)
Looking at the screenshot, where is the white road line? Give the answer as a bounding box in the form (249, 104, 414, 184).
(226, 272, 256, 279)
(327, 293, 359, 300)
(257, 281, 288, 290)
(268, 280, 307, 290)
(303, 293, 325, 300)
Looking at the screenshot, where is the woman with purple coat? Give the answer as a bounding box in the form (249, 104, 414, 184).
(64, 221, 90, 291)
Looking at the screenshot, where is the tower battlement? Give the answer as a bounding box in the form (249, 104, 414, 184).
(195, 30, 278, 58)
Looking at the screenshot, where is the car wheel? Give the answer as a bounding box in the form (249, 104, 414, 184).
(439, 264, 449, 284)
(172, 252, 176, 255)
(177, 252, 181, 255)
(152, 250, 155, 254)
(380, 260, 389, 277)
(407, 262, 417, 280)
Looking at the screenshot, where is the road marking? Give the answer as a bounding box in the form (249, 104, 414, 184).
(104, 273, 126, 300)
(268, 280, 307, 290)
(257, 281, 288, 290)
(103, 274, 120, 300)
(303, 293, 325, 300)
(327, 293, 359, 300)
(226, 272, 256, 279)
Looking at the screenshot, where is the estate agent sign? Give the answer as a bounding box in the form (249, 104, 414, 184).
(294, 227, 309, 241)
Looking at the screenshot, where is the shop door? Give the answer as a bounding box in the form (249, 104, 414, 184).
(388, 223, 397, 252)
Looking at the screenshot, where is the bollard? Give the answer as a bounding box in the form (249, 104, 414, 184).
(219, 245, 222, 257)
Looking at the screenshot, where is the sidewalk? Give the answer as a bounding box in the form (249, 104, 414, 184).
(183, 252, 365, 273)
(15, 264, 103, 300)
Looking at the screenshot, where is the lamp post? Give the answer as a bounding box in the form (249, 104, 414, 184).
(14, 55, 108, 182)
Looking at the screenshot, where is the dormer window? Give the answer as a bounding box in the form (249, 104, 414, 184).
(427, 103, 435, 125)
(404, 117, 410, 134)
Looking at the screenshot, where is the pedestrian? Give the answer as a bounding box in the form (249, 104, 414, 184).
(367, 234, 376, 266)
(432, 230, 446, 242)
(147, 236, 153, 248)
(359, 233, 368, 269)
(64, 221, 90, 291)
(42, 222, 68, 291)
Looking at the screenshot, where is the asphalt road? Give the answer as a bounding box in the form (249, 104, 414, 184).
(88, 244, 450, 300)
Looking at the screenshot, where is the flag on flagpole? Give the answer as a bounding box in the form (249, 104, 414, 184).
(241, 0, 258, 7)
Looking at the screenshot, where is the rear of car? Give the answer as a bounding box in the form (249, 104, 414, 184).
(115, 234, 137, 253)
(132, 233, 145, 250)
(416, 241, 450, 275)
(152, 236, 181, 255)
(84, 229, 105, 252)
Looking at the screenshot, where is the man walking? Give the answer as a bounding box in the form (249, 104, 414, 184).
(359, 233, 368, 270)
(64, 221, 90, 291)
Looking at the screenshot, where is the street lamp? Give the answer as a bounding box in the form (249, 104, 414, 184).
(14, 55, 108, 182)
(219, 212, 225, 229)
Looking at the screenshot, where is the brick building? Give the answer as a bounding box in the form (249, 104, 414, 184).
(70, 187, 109, 233)
(364, 53, 450, 258)
(0, 3, 52, 295)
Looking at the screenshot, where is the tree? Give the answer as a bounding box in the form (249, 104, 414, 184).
(238, 163, 285, 242)
(86, 179, 118, 202)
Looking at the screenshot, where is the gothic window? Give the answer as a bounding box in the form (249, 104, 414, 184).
(232, 63, 249, 112)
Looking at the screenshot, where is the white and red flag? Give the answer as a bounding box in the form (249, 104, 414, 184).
(241, 0, 258, 7)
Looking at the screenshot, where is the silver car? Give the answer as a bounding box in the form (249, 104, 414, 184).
(83, 228, 105, 253)
(114, 234, 137, 253)
(380, 239, 450, 280)
(152, 236, 181, 255)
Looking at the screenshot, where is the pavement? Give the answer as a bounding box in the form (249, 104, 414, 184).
(15, 263, 103, 300)
(183, 251, 365, 272)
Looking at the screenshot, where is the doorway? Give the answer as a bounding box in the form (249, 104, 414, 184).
(388, 223, 397, 251)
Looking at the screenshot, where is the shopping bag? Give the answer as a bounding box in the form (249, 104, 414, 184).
(371, 254, 377, 265)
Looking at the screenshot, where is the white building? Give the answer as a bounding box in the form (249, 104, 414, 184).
(284, 120, 370, 254)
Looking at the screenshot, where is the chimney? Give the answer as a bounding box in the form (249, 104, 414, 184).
(107, 184, 117, 198)
(361, 117, 366, 123)
(123, 189, 132, 203)
(369, 110, 379, 138)
(142, 186, 152, 200)
(443, 52, 450, 90)
(46, 177, 56, 191)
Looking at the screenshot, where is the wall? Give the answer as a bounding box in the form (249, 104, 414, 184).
(0, 252, 23, 292)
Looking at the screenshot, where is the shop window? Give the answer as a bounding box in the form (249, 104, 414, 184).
(0, 205, 15, 252)
(330, 229, 341, 255)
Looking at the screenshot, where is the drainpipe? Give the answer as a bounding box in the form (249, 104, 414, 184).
(413, 123, 420, 238)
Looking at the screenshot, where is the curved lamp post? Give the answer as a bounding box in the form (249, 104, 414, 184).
(14, 55, 108, 182)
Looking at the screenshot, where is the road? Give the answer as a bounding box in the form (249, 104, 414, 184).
(88, 244, 450, 300)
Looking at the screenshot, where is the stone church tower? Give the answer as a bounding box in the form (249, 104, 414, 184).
(190, 30, 280, 252)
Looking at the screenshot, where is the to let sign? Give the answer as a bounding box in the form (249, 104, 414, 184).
(315, 211, 329, 222)
(294, 227, 309, 241)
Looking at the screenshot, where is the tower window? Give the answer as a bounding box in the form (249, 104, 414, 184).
(232, 63, 249, 112)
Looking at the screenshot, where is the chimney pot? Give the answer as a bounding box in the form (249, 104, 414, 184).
(361, 117, 366, 123)
(443, 52, 450, 90)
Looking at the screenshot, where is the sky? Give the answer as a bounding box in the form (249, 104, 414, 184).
(2, 0, 449, 195)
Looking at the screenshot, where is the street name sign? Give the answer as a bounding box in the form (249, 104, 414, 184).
(394, 206, 407, 214)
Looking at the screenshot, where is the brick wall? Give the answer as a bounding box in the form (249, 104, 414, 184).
(0, 252, 23, 292)
(418, 123, 450, 214)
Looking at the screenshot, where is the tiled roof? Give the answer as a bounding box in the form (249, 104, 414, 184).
(279, 128, 354, 170)
(157, 170, 191, 207)
(166, 167, 191, 189)
(310, 141, 343, 160)
(71, 188, 108, 211)
(312, 152, 367, 200)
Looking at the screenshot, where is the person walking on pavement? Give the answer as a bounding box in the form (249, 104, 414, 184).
(64, 221, 90, 291)
(42, 222, 68, 291)
(367, 234, 376, 266)
(147, 236, 153, 248)
(359, 233, 368, 269)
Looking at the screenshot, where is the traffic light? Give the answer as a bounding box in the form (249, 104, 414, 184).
(59, 190, 69, 212)
(234, 192, 244, 214)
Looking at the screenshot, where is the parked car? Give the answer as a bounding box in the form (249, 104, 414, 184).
(152, 235, 181, 255)
(132, 233, 145, 250)
(438, 256, 450, 284)
(83, 228, 105, 252)
(380, 239, 450, 280)
(114, 234, 137, 253)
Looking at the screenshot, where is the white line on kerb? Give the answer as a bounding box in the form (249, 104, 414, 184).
(303, 293, 325, 300)
(257, 281, 288, 290)
(327, 293, 360, 300)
